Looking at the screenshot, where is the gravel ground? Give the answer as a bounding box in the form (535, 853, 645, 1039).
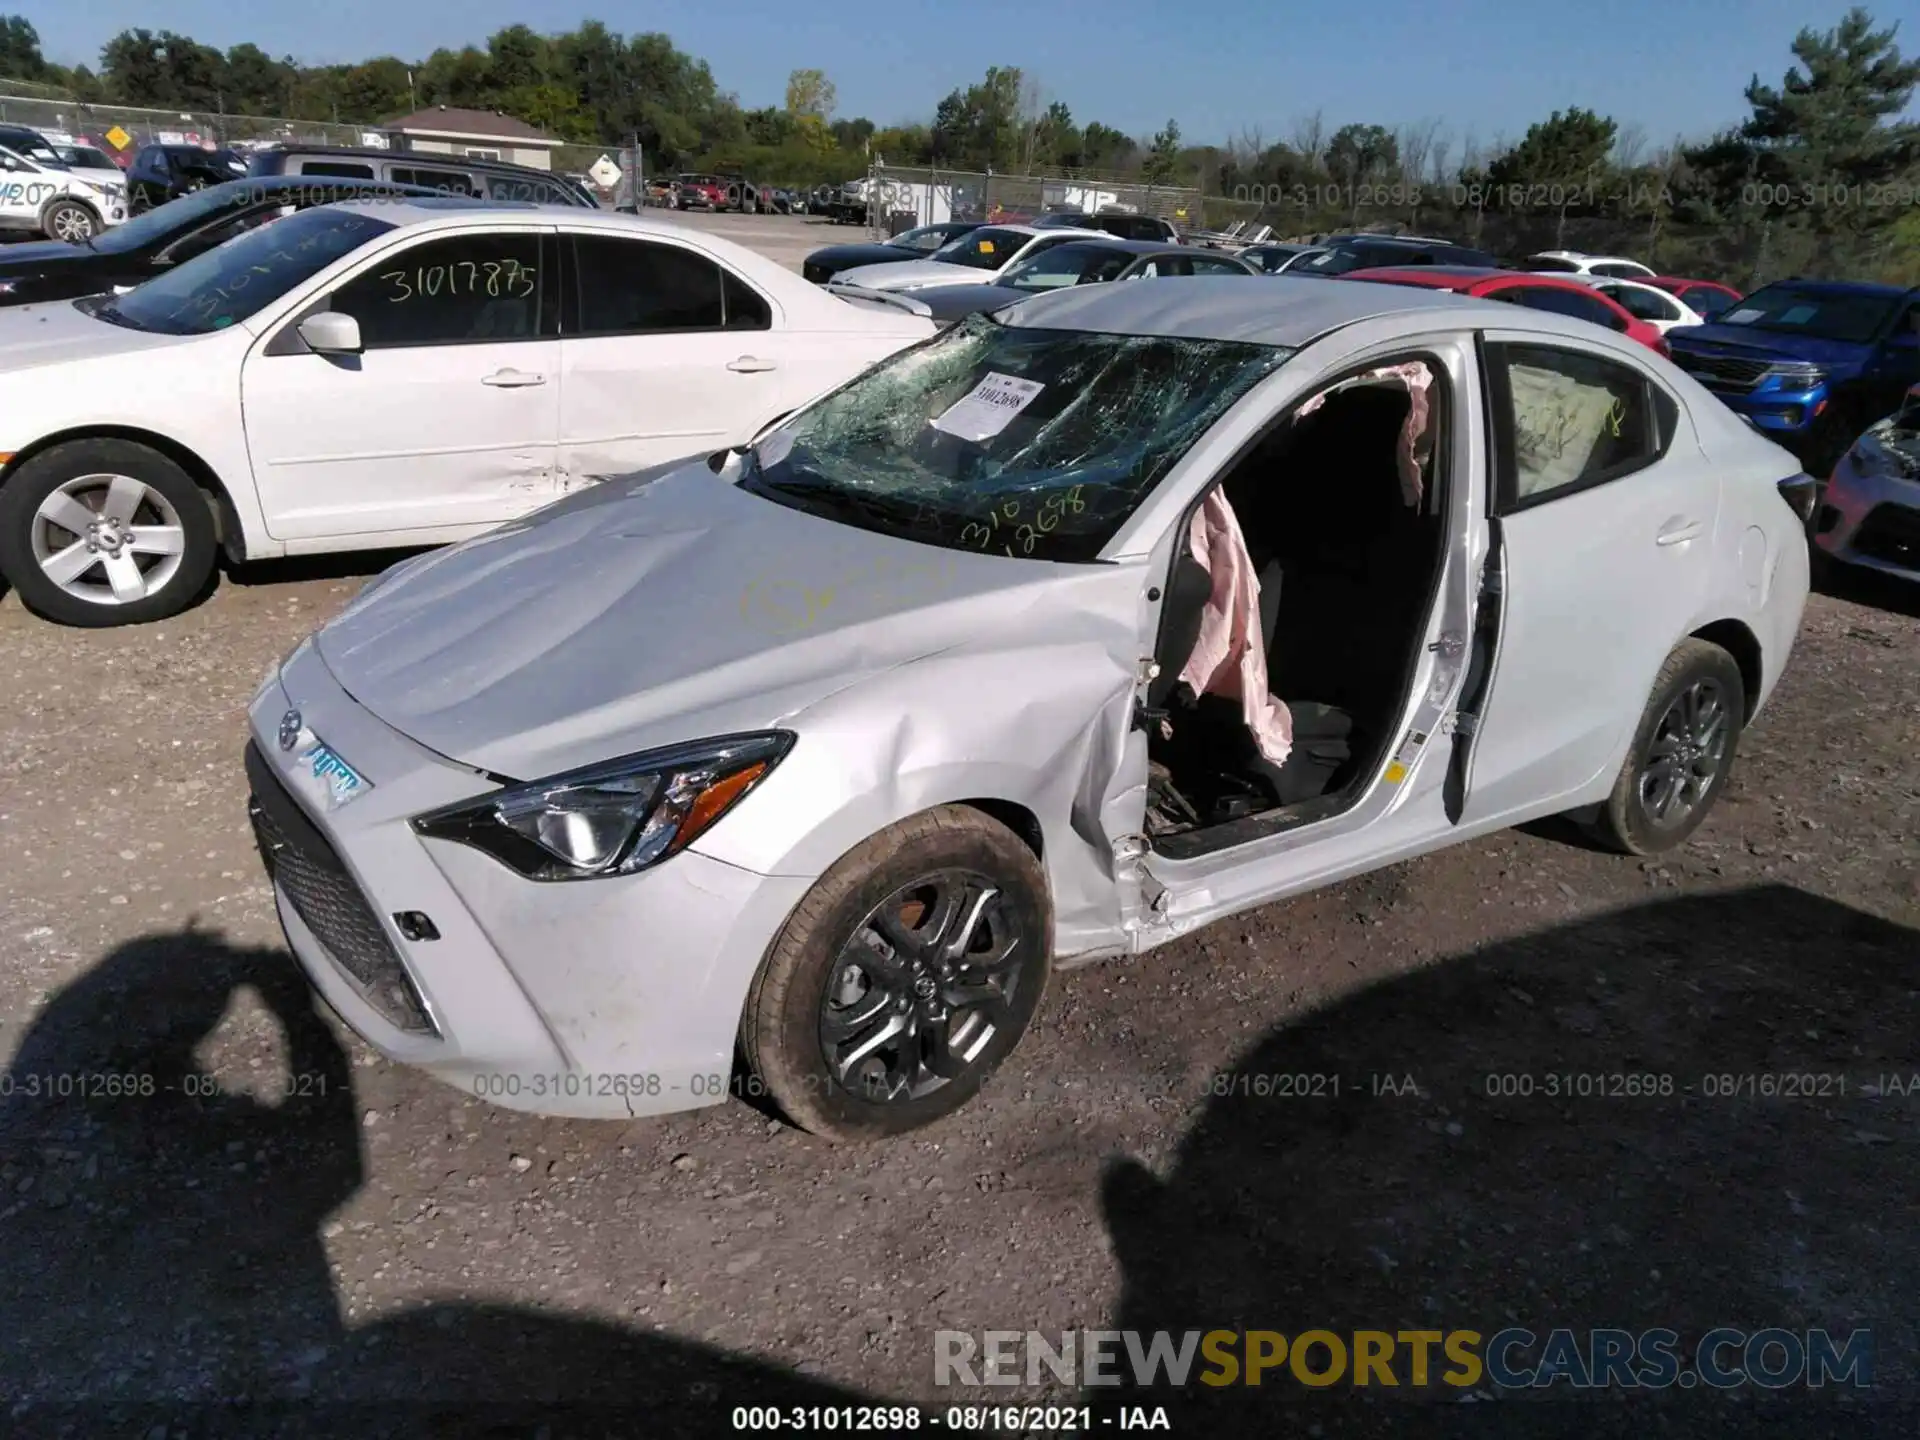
(1, 214, 1917, 1436)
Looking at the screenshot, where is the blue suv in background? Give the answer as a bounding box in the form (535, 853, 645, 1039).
(1666, 279, 1920, 474)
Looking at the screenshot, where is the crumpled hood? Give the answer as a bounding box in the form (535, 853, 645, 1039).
(833, 258, 999, 291)
(315, 462, 1107, 779)
(0, 297, 185, 373)
(1669, 325, 1870, 374)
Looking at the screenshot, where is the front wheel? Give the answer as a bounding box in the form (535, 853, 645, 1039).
(740, 805, 1053, 1140)
(40, 199, 100, 243)
(1584, 639, 1746, 856)
(0, 439, 218, 626)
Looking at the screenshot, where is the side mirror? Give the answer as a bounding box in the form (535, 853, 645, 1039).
(297, 310, 362, 355)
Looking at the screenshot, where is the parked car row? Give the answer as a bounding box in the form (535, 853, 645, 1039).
(0, 171, 1899, 1151)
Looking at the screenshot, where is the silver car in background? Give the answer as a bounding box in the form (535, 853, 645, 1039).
(1813, 382, 1920, 583)
(246, 279, 1810, 1142)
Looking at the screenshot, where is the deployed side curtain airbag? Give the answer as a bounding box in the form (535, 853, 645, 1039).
(1178, 491, 1293, 766)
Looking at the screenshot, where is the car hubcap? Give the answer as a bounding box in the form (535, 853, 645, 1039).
(1637, 678, 1730, 828)
(820, 869, 1031, 1103)
(49, 206, 93, 241)
(30, 474, 187, 606)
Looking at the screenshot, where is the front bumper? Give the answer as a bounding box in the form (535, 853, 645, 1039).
(1717, 384, 1828, 444)
(1814, 453, 1920, 582)
(245, 641, 811, 1118)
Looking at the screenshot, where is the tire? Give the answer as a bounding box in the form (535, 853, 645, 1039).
(0, 439, 218, 627)
(740, 805, 1053, 1141)
(40, 198, 100, 244)
(1583, 639, 1746, 856)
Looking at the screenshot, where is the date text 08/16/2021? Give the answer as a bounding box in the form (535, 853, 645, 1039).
(728, 1406, 1168, 1432)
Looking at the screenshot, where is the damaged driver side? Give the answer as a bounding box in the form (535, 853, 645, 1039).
(1144, 358, 1451, 851)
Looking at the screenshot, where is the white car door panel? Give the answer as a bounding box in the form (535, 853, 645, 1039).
(1456, 333, 1719, 823)
(242, 226, 560, 542)
(556, 233, 789, 482)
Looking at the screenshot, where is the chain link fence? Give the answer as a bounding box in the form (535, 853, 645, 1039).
(864, 164, 1203, 238)
(1193, 183, 1914, 289)
(0, 90, 372, 161)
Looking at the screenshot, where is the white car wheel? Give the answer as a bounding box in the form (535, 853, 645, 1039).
(0, 440, 218, 627)
(42, 199, 99, 243)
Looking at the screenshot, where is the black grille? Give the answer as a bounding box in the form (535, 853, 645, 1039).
(1671, 351, 1770, 390)
(245, 741, 437, 1035)
(1850, 503, 1920, 569)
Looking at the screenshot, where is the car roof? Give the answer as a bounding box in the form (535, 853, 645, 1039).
(1344, 265, 1529, 285)
(996, 273, 1515, 345)
(1039, 238, 1181, 257)
(1746, 276, 1914, 300)
(255, 143, 563, 176)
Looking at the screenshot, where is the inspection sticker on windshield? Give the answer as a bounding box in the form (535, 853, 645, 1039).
(1722, 307, 1763, 324)
(931, 372, 1045, 443)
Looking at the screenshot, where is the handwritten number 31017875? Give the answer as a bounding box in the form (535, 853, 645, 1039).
(379, 259, 536, 302)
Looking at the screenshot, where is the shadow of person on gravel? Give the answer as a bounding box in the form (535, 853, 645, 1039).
(1095, 885, 1918, 1439)
(0, 930, 874, 1439)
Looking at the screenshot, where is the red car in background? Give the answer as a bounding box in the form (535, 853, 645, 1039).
(674, 173, 729, 210)
(1337, 266, 1671, 355)
(1644, 276, 1743, 320)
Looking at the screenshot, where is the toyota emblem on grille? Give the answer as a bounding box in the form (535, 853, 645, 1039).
(278, 709, 302, 752)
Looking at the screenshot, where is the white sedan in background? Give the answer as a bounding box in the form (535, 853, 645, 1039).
(1525, 249, 1658, 279)
(0, 143, 128, 242)
(833, 223, 1107, 292)
(1551, 274, 1704, 336)
(0, 199, 935, 626)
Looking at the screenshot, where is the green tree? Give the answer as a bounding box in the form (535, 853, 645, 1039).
(784, 68, 836, 120)
(1142, 119, 1183, 184)
(1325, 122, 1399, 224)
(0, 14, 45, 79)
(1486, 107, 1617, 245)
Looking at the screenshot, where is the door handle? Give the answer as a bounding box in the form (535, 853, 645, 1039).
(727, 355, 777, 373)
(482, 369, 545, 387)
(1655, 517, 1703, 547)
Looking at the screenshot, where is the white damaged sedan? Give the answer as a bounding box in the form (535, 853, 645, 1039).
(247, 278, 1812, 1140)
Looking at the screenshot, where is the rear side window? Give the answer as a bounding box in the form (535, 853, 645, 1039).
(299, 160, 375, 180)
(1601, 284, 1676, 322)
(485, 174, 576, 205)
(1485, 342, 1674, 508)
(1509, 285, 1627, 332)
(389, 166, 477, 196)
(566, 235, 769, 334)
(1191, 256, 1251, 275)
(1591, 262, 1649, 278)
(330, 231, 547, 348)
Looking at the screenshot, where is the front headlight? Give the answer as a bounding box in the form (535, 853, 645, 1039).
(1764, 361, 1826, 388)
(411, 732, 793, 881)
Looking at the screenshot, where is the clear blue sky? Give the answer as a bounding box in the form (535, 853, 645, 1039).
(24, 0, 1916, 147)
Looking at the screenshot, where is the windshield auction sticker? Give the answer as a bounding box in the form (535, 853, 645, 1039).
(932, 372, 1045, 443)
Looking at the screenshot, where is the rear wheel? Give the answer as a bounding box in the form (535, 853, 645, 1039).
(1585, 639, 1745, 856)
(741, 806, 1052, 1141)
(0, 439, 218, 627)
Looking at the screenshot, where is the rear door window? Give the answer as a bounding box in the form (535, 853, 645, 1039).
(1486, 343, 1674, 507)
(1510, 285, 1628, 331)
(564, 234, 770, 333)
(388, 166, 478, 196)
(298, 160, 375, 180)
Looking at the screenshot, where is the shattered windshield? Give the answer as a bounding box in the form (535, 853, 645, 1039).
(740, 313, 1290, 562)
